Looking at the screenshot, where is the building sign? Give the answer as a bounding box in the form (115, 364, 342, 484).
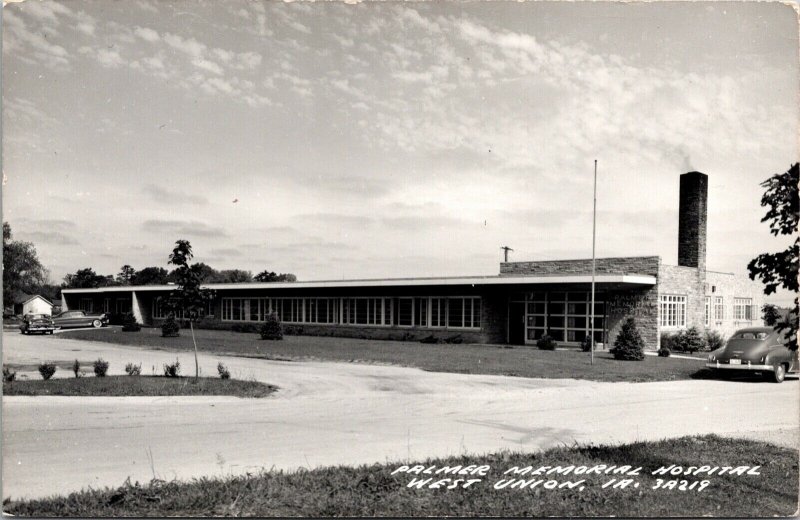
(609, 293, 655, 318)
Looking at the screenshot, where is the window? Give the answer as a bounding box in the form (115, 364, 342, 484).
(430, 298, 446, 327)
(80, 298, 93, 312)
(734, 298, 753, 321)
(705, 297, 711, 326)
(414, 297, 428, 327)
(103, 298, 111, 314)
(445, 297, 481, 329)
(341, 298, 391, 326)
(398, 298, 413, 327)
(116, 299, 131, 314)
(659, 294, 687, 328)
(714, 296, 724, 323)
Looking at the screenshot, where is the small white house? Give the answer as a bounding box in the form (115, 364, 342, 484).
(16, 295, 57, 316)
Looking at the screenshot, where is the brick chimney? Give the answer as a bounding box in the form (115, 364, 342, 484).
(678, 171, 708, 271)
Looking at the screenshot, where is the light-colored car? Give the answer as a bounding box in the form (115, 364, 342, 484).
(51, 310, 109, 329)
(706, 326, 799, 383)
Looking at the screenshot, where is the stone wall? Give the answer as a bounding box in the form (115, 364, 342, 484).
(705, 271, 766, 339)
(606, 287, 659, 349)
(658, 264, 706, 340)
(500, 256, 661, 277)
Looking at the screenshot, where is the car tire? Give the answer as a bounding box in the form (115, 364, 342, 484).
(770, 364, 786, 383)
(92, 319, 102, 328)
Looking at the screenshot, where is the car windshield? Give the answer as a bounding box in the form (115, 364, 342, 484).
(734, 332, 768, 340)
(28, 314, 47, 320)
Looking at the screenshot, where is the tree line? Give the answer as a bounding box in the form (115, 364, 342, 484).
(63, 264, 296, 289)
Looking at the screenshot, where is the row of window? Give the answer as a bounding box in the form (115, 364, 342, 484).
(661, 295, 755, 329)
(80, 298, 131, 314)
(524, 291, 607, 344)
(217, 296, 482, 329)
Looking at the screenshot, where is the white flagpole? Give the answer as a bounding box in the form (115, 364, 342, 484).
(589, 159, 597, 365)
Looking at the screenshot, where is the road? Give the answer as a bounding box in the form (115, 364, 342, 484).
(2, 331, 798, 499)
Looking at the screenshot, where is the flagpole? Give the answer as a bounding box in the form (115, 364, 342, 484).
(591, 160, 597, 366)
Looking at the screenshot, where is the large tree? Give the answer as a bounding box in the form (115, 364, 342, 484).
(3, 222, 49, 308)
(166, 240, 216, 380)
(216, 269, 253, 283)
(116, 265, 136, 285)
(748, 163, 799, 349)
(132, 266, 169, 285)
(254, 270, 297, 282)
(63, 268, 114, 289)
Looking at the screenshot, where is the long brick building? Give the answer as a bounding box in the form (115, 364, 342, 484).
(61, 172, 764, 349)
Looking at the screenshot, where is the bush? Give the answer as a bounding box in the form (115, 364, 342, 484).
(121, 313, 141, 332)
(3, 365, 17, 382)
(72, 359, 81, 378)
(161, 315, 181, 337)
(705, 330, 725, 351)
(674, 327, 706, 353)
(612, 318, 645, 361)
(658, 347, 671, 357)
(107, 313, 126, 326)
(444, 334, 463, 344)
(125, 362, 142, 376)
(660, 332, 678, 352)
(420, 334, 440, 344)
(93, 358, 109, 377)
(580, 336, 593, 352)
(231, 323, 260, 333)
(536, 335, 557, 350)
(260, 312, 283, 340)
(163, 359, 181, 378)
(38, 362, 57, 380)
(217, 362, 230, 380)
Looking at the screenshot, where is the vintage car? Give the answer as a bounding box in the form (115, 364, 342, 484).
(19, 314, 56, 335)
(707, 326, 799, 383)
(51, 310, 109, 329)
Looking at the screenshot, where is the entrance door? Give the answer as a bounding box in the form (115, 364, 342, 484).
(508, 302, 526, 345)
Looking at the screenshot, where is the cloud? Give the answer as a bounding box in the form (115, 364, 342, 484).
(142, 219, 228, 237)
(210, 248, 243, 257)
(22, 231, 79, 245)
(134, 26, 160, 42)
(143, 185, 209, 205)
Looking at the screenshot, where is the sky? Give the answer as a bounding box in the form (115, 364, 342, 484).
(2, 0, 798, 304)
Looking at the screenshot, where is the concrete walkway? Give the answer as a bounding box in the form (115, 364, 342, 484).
(2, 331, 798, 499)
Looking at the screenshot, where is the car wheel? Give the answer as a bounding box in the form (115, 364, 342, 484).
(92, 319, 102, 328)
(772, 364, 786, 383)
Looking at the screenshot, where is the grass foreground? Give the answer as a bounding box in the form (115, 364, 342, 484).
(2, 375, 276, 398)
(59, 327, 710, 383)
(3, 435, 797, 517)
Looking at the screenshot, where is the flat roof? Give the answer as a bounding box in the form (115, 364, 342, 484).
(61, 274, 656, 294)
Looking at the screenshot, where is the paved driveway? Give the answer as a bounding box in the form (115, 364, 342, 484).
(3, 332, 798, 499)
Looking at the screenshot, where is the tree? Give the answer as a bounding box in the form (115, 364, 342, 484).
(674, 327, 706, 353)
(254, 270, 297, 282)
(611, 318, 645, 361)
(260, 311, 283, 340)
(217, 269, 253, 283)
(62, 268, 112, 289)
(169, 262, 219, 283)
(116, 265, 136, 285)
(762, 304, 782, 327)
(748, 163, 799, 350)
(3, 222, 48, 308)
(132, 267, 169, 285)
(166, 240, 216, 380)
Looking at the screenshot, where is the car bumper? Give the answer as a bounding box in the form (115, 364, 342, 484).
(25, 327, 55, 332)
(706, 361, 773, 371)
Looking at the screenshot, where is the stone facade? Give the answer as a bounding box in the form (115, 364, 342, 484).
(500, 256, 660, 277)
(678, 172, 708, 271)
(705, 270, 765, 338)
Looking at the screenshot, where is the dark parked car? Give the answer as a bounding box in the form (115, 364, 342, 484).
(20, 314, 55, 335)
(51, 310, 109, 329)
(707, 327, 799, 383)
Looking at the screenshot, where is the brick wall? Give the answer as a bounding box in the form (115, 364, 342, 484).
(658, 264, 706, 340)
(500, 256, 661, 277)
(705, 271, 766, 339)
(678, 172, 708, 270)
(606, 286, 660, 350)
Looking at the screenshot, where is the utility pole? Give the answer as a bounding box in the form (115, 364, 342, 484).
(501, 246, 514, 262)
(590, 160, 598, 366)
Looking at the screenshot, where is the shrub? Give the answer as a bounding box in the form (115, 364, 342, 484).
(660, 332, 678, 352)
(231, 323, 260, 333)
(658, 347, 671, 357)
(705, 330, 725, 351)
(38, 362, 57, 380)
(161, 315, 181, 337)
(580, 336, 593, 352)
(163, 359, 181, 378)
(536, 335, 557, 350)
(420, 334, 440, 344)
(121, 313, 141, 332)
(674, 327, 706, 353)
(444, 334, 463, 344)
(217, 362, 230, 380)
(260, 312, 283, 340)
(93, 358, 109, 377)
(107, 313, 126, 326)
(3, 365, 17, 382)
(612, 318, 645, 361)
(72, 359, 81, 378)
(125, 362, 142, 376)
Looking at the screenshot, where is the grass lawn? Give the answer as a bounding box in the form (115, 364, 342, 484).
(59, 327, 711, 383)
(4, 435, 796, 517)
(2, 375, 276, 398)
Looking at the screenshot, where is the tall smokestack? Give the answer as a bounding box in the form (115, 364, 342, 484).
(678, 171, 708, 271)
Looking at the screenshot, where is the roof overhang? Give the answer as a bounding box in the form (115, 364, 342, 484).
(61, 274, 656, 294)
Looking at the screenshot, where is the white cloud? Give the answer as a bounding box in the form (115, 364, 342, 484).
(191, 57, 224, 75)
(134, 26, 160, 42)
